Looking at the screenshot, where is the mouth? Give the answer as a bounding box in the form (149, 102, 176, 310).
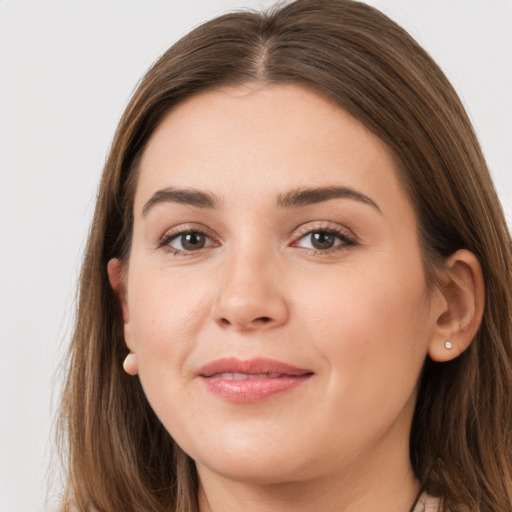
(198, 357, 314, 403)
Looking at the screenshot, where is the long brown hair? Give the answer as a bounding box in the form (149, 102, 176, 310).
(58, 1, 512, 510)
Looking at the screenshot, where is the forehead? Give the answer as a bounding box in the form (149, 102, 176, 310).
(135, 84, 411, 220)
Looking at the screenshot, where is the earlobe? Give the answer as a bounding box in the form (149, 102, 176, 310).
(428, 249, 485, 362)
(123, 352, 138, 376)
(107, 258, 130, 324)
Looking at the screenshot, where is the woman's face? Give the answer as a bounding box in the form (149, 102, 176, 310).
(114, 84, 443, 484)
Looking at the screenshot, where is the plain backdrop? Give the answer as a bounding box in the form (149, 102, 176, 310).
(1, 1, 511, 510)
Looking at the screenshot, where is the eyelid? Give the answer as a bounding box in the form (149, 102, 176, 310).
(293, 221, 358, 241)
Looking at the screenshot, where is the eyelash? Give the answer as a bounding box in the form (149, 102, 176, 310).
(158, 224, 359, 256)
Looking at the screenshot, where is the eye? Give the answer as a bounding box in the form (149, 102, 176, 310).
(303, 231, 338, 250)
(164, 230, 215, 253)
(294, 228, 357, 252)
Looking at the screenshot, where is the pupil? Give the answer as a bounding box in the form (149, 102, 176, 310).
(182, 233, 205, 250)
(311, 232, 335, 250)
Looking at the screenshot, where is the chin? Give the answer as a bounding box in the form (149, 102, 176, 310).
(180, 428, 320, 484)
(196, 450, 316, 485)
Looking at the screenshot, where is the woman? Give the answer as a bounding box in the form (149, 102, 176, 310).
(57, 0, 512, 510)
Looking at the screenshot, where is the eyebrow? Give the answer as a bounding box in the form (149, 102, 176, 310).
(142, 187, 217, 216)
(277, 186, 381, 212)
(141, 185, 381, 217)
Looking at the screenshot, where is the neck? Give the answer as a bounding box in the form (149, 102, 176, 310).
(197, 445, 420, 512)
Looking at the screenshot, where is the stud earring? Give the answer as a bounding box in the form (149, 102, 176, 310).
(444, 340, 453, 350)
(123, 353, 138, 375)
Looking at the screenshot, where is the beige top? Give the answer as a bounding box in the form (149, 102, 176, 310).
(412, 493, 442, 512)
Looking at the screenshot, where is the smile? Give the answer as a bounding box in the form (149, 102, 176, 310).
(198, 357, 314, 403)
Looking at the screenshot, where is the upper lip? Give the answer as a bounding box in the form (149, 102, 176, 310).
(198, 357, 313, 378)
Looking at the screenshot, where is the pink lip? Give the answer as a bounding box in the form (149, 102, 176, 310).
(198, 357, 314, 403)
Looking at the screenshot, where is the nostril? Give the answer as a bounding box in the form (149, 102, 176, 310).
(254, 316, 272, 324)
(218, 316, 272, 328)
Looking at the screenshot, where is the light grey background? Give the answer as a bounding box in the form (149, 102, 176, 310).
(1, 1, 511, 510)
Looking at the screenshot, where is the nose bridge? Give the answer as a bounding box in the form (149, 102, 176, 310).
(213, 237, 288, 331)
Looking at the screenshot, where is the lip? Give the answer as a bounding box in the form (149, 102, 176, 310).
(198, 357, 314, 403)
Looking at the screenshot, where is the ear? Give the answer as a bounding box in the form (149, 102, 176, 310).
(428, 249, 485, 362)
(107, 259, 137, 373)
(107, 258, 130, 324)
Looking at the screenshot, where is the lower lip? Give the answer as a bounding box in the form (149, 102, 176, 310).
(201, 375, 312, 403)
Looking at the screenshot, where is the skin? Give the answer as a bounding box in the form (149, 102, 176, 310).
(108, 84, 484, 511)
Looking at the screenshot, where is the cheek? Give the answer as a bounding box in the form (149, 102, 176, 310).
(126, 266, 214, 367)
(297, 256, 432, 393)
(124, 267, 216, 430)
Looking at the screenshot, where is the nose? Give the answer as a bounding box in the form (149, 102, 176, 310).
(212, 249, 289, 332)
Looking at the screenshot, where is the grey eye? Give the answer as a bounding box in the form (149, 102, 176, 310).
(171, 232, 207, 251)
(309, 232, 336, 250)
(296, 231, 342, 250)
